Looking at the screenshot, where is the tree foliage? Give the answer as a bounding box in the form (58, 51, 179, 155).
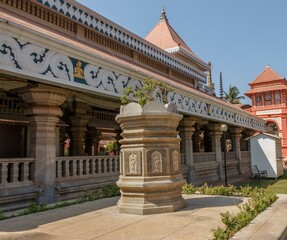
(223, 85, 245, 104)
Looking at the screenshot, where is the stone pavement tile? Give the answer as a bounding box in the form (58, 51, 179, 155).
(0, 195, 245, 240)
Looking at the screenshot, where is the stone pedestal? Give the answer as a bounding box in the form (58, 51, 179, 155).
(116, 101, 186, 215)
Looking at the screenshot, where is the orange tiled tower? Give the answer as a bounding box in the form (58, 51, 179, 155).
(145, 7, 208, 76)
(245, 66, 287, 159)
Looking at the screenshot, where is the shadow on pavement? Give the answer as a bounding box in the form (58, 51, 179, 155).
(0, 196, 119, 232)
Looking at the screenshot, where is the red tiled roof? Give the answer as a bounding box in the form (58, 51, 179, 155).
(245, 85, 287, 95)
(145, 7, 196, 57)
(249, 66, 284, 85)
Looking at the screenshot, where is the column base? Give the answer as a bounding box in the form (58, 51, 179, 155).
(117, 176, 186, 215)
(36, 185, 59, 204)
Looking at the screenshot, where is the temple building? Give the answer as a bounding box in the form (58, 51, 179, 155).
(245, 65, 287, 159)
(0, 0, 265, 211)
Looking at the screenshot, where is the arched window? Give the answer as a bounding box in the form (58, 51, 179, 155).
(274, 91, 281, 104)
(266, 121, 278, 135)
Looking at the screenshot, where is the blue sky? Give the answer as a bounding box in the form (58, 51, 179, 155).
(77, 0, 287, 104)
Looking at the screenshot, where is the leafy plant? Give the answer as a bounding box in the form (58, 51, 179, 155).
(121, 77, 173, 106)
(18, 203, 48, 216)
(0, 210, 5, 220)
(105, 140, 119, 153)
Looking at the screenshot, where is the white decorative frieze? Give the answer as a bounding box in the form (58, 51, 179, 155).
(0, 32, 265, 131)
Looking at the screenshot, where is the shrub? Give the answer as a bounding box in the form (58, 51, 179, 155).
(212, 188, 278, 240)
(121, 77, 172, 106)
(182, 183, 197, 194)
(18, 203, 48, 216)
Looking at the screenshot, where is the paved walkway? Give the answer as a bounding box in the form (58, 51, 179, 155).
(0, 195, 244, 240)
(0, 173, 286, 240)
(0, 193, 286, 240)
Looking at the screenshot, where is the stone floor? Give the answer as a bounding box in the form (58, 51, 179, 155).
(0, 173, 286, 240)
(0, 194, 244, 240)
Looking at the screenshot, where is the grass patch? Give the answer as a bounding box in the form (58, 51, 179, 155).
(242, 170, 287, 194)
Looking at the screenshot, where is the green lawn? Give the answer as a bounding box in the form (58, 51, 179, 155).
(242, 170, 287, 194)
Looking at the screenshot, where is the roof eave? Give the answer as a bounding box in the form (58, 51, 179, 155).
(166, 46, 210, 71)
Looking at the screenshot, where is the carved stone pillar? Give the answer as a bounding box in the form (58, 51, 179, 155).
(85, 127, 96, 156)
(19, 84, 66, 204)
(179, 117, 196, 183)
(69, 102, 90, 156)
(193, 129, 203, 152)
(116, 102, 185, 215)
(230, 127, 244, 174)
(209, 124, 224, 179)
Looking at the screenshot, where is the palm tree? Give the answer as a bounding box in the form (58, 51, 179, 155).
(223, 85, 245, 104)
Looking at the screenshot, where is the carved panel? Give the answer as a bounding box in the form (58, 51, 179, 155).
(124, 151, 142, 176)
(147, 150, 166, 175)
(171, 150, 180, 173)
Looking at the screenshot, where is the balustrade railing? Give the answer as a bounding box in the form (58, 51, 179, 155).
(88, 109, 118, 127)
(0, 95, 25, 115)
(241, 151, 251, 159)
(222, 151, 236, 160)
(194, 152, 216, 163)
(0, 158, 35, 187)
(56, 155, 120, 181)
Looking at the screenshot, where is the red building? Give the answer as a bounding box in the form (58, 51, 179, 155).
(245, 66, 287, 159)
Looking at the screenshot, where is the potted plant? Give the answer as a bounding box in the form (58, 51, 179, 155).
(116, 78, 186, 215)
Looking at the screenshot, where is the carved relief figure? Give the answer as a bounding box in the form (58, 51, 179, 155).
(129, 153, 137, 174)
(74, 60, 84, 79)
(152, 151, 162, 173)
(172, 150, 179, 172)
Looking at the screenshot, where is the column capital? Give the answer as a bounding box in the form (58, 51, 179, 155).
(229, 127, 244, 136)
(17, 83, 67, 106)
(209, 123, 224, 135)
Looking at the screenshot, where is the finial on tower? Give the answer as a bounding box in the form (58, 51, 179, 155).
(159, 6, 168, 22)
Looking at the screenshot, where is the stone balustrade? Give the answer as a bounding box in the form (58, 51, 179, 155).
(0, 158, 35, 187)
(194, 152, 216, 164)
(56, 155, 120, 181)
(222, 151, 236, 160)
(241, 151, 251, 159)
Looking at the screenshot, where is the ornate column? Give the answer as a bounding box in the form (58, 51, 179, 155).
(230, 127, 244, 174)
(209, 124, 224, 179)
(179, 117, 196, 183)
(19, 84, 66, 204)
(193, 129, 203, 152)
(85, 127, 96, 156)
(69, 101, 90, 156)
